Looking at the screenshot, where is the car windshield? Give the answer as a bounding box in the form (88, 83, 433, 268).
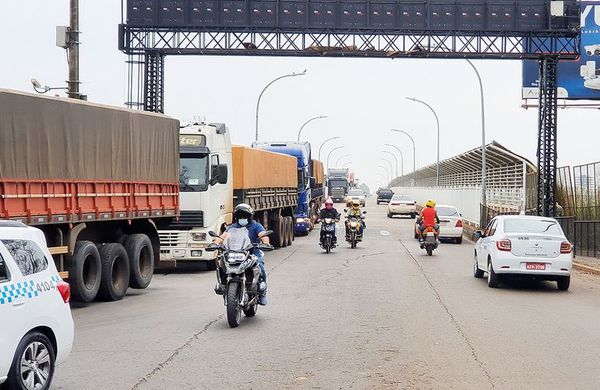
(436, 206, 459, 217)
(348, 190, 363, 196)
(503, 219, 562, 235)
(223, 227, 253, 251)
(392, 195, 412, 201)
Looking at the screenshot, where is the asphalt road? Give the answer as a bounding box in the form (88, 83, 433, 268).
(52, 201, 600, 389)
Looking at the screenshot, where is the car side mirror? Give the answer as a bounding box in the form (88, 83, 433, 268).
(472, 230, 483, 241)
(210, 164, 228, 186)
(362, 211, 367, 214)
(208, 231, 219, 238)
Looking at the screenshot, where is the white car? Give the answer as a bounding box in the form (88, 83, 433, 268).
(0, 221, 74, 390)
(345, 189, 366, 207)
(436, 204, 463, 244)
(387, 195, 417, 219)
(473, 215, 573, 290)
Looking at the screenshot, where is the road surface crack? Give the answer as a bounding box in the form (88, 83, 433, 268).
(267, 249, 297, 275)
(399, 240, 496, 389)
(131, 315, 223, 389)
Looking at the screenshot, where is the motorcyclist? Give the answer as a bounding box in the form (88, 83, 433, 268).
(214, 203, 271, 306)
(317, 198, 341, 244)
(346, 200, 366, 238)
(418, 199, 440, 242)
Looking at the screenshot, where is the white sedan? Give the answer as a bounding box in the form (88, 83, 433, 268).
(387, 195, 416, 218)
(473, 215, 573, 290)
(345, 189, 366, 207)
(436, 204, 464, 244)
(0, 221, 74, 390)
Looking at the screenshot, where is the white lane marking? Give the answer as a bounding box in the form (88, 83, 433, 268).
(380, 230, 390, 236)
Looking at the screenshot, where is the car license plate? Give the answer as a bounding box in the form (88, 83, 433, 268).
(526, 263, 546, 270)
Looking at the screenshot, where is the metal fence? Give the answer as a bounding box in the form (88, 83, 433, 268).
(574, 221, 600, 258)
(573, 162, 600, 220)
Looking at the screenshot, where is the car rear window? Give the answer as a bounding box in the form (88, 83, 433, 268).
(0, 253, 9, 282)
(392, 195, 412, 201)
(437, 206, 459, 217)
(348, 190, 363, 196)
(1, 239, 48, 276)
(503, 219, 562, 235)
(379, 190, 393, 195)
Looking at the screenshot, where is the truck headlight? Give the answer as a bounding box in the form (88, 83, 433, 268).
(296, 218, 307, 223)
(191, 232, 207, 241)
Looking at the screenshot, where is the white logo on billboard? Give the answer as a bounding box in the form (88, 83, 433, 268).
(581, 6, 600, 28)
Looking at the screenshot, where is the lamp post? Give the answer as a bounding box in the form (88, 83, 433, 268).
(381, 158, 395, 180)
(384, 143, 404, 178)
(406, 97, 440, 186)
(377, 166, 390, 185)
(255, 70, 307, 141)
(391, 129, 417, 187)
(31, 79, 68, 94)
(465, 59, 487, 210)
(382, 150, 399, 179)
(317, 136, 340, 161)
(326, 146, 344, 169)
(335, 154, 352, 167)
(297, 115, 328, 141)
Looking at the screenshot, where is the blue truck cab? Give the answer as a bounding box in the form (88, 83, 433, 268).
(253, 141, 316, 235)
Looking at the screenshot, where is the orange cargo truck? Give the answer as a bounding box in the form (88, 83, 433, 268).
(0, 89, 180, 303)
(232, 146, 297, 247)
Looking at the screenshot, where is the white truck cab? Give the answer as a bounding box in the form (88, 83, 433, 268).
(158, 123, 233, 266)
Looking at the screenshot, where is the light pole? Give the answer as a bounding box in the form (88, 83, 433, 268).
(391, 129, 417, 187)
(335, 154, 352, 167)
(255, 70, 307, 141)
(384, 144, 404, 178)
(297, 115, 328, 141)
(31, 79, 68, 94)
(465, 59, 487, 210)
(382, 150, 399, 179)
(381, 158, 395, 181)
(406, 97, 440, 186)
(377, 166, 390, 185)
(376, 173, 388, 188)
(326, 146, 344, 169)
(318, 136, 340, 161)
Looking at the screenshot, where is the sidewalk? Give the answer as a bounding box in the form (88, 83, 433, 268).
(573, 255, 600, 275)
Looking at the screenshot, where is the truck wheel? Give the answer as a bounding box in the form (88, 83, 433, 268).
(271, 219, 283, 248)
(285, 216, 294, 245)
(69, 241, 102, 303)
(281, 220, 289, 248)
(97, 243, 131, 301)
(124, 234, 154, 289)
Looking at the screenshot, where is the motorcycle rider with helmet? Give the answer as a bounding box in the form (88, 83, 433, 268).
(213, 203, 271, 306)
(417, 199, 440, 242)
(345, 200, 366, 239)
(316, 198, 341, 244)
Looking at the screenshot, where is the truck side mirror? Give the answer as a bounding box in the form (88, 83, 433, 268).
(210, 164, 228, 186)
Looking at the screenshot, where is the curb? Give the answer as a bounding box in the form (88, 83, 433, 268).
(573, 262, 600, 276)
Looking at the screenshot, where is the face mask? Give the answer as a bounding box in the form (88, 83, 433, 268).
(238, 219, 249, 227)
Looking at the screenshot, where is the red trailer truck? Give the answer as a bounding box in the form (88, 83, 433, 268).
(0, 89, 180, 302)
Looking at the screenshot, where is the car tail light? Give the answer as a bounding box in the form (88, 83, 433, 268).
(560, 241, 572, 254)
(455, 219, 463, 228)
(496, 239, 511, 252)
(390, 202, 400, 205)
(57, 281, 71, 303)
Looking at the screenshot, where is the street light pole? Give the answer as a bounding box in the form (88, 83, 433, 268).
(382, 150, 399, 180)
(335, 154, 352, 167)
(317, 136, 340, 161)
(255, 69, 307, 141)
(465, 59, 487, 211)
(384, 143, 404, 178)
(68, 0, 80, 99)
(297, 115, 328, 141)
(406, 97, 440, 186)
(381, 158, 395, 181)
(390, 129, 417, 187)
(326, 146, 345, 169)
(377, 166, 390, 185)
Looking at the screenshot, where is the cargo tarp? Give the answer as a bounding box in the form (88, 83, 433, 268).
(232, 146, 297, 189)
(0, 89, 179, 183)
(311, 159, 324, 185)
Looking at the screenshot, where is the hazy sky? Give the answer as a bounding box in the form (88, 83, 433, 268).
(2, 1, 599, 190)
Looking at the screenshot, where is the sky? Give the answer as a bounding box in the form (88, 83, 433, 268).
(2, 1, 599, 191)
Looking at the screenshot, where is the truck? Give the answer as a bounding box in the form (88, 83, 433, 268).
(252, 142, 325, 235)
(158, 123, 298, 268)
(327, 168, 350, 203)
(0, 89, 180, 303)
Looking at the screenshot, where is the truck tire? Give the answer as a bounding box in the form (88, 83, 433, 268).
(97, 243, 131, 301)
(271, 219, 283, 248)
(124, 234, 154, 289)
(280, 221, 288, 248)
(69, 241, 102, 303)
(285, 216, 293, 246)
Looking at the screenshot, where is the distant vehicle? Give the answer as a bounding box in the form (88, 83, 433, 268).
(376, 188, 394, 204)
(327, 168, 349, 203)
(472, 216, 573, 290)
(413, 204, 463, 243)
(0, 221, 74, 390)
(345, 189, 366, 207)
(387, 195, 417, 219)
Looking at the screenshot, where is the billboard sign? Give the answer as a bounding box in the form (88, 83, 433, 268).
(523, 0, 600, 100)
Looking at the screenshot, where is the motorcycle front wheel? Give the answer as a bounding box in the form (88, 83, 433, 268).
(226, 282, 242, 328)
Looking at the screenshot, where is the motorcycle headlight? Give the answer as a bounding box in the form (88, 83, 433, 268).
(350, 222, 357, 228)
(226, 253, 246, 263)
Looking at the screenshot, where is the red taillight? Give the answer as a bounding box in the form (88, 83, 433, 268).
(455, 219, 463, 228)
(57, 281, 71, 303)
(496, 239, 511, 252)
(560, 241, 572, 254)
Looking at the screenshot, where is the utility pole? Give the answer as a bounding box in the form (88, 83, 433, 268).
(68, 0, 81, 99)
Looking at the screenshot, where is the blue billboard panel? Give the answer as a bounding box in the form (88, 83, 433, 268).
(523, 0, 600, 100)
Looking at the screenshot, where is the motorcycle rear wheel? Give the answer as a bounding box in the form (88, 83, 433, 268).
(226, 282, 242, 328)
(426, 245, 433, 256)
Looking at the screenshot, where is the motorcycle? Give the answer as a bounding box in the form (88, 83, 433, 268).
(345, 213, 366, 249)
(319, 217, 338, 253)
(420, 226, 439, 256)
(206, 228, 273, 328)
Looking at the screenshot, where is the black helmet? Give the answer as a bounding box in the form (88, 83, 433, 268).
(233, 203, 253, 220)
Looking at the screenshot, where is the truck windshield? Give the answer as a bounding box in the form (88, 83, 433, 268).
(180, 154, 209, 192)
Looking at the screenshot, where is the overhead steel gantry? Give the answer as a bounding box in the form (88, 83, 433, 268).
(119, 0, 580, 217)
